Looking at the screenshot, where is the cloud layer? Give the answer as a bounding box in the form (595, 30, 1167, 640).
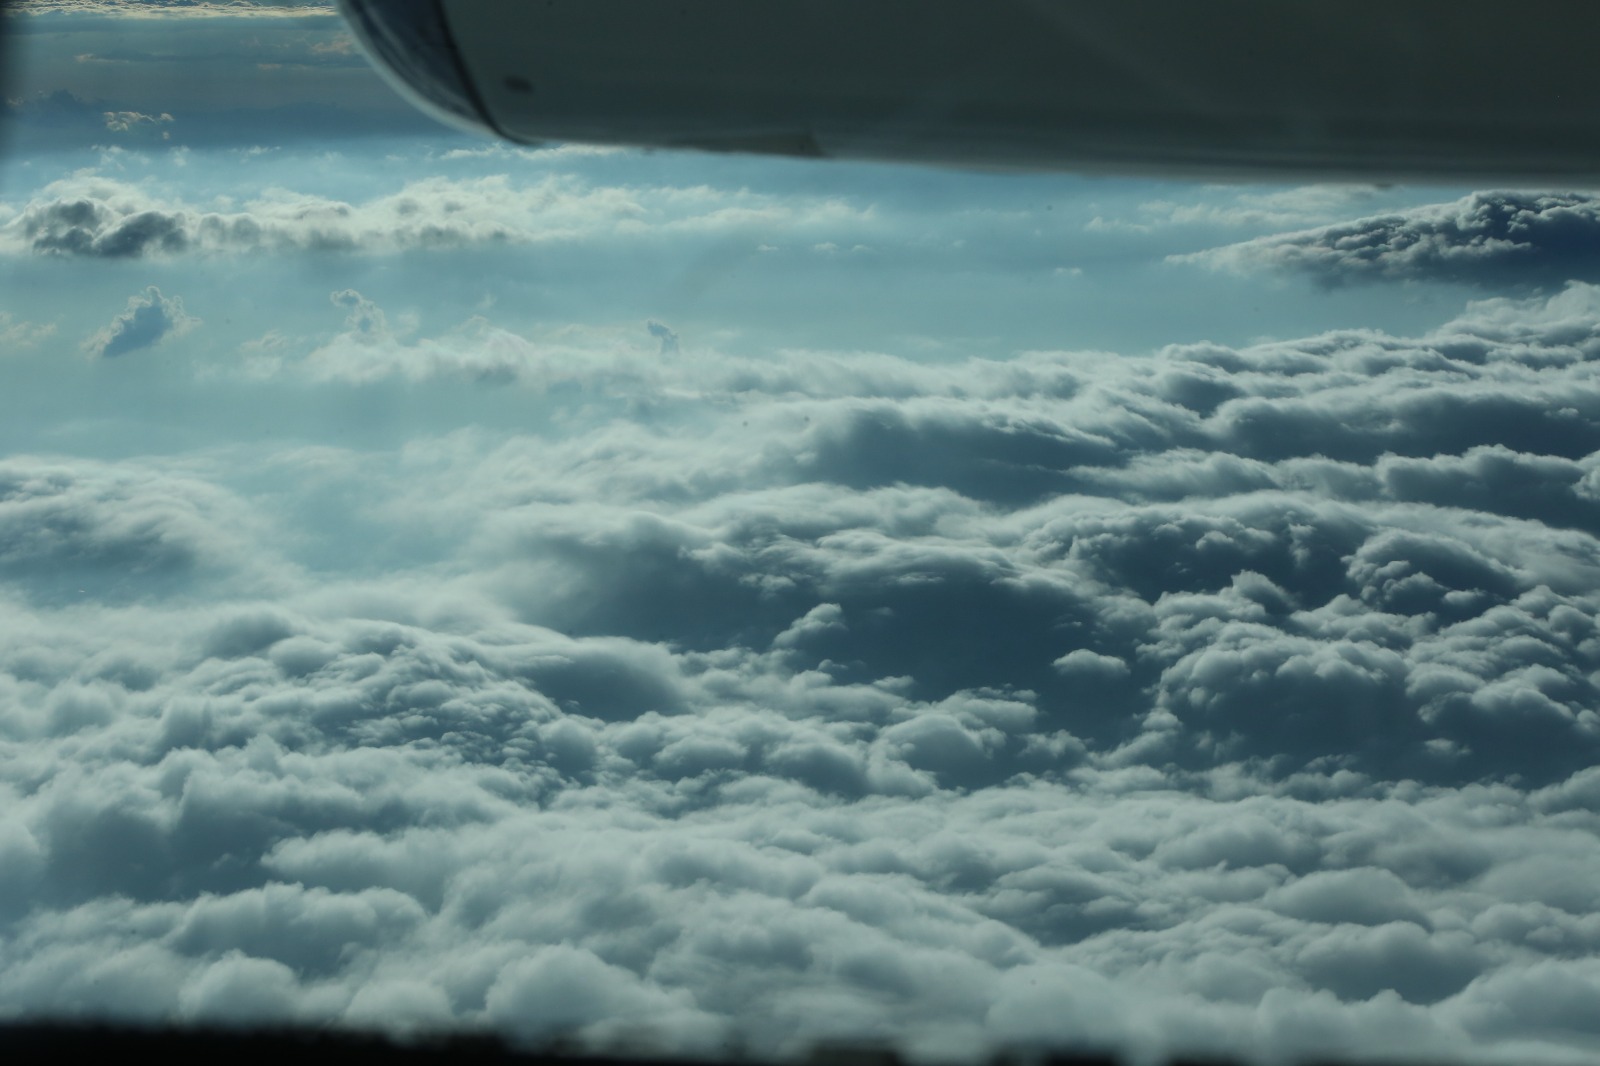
(6, 278, 1600, 1062)
(1180, 191, 1600, 289)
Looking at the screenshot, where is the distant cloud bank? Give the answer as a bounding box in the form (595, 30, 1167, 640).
(8, 1, 334, 18)
(0, 175, 870, 258)
(1180, 191, 1600, 288)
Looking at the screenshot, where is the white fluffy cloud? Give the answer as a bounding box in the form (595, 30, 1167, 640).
(7, 272, 1600, 1062)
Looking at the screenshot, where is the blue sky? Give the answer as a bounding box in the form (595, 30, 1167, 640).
(4, 3, 1600, 1062)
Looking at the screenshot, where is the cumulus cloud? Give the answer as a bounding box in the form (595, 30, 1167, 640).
(1179, 191, 1600, 288)
(0, 175, 872, 258)
(12, 281, 1600, 1063)
(234, 282, 1600, 787)
(81, 285, 198, 358)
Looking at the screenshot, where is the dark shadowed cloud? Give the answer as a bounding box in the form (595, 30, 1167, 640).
(647, 321, 680, 355)
(1181, 191, 1600, 289)
(81, 285, 197, 357)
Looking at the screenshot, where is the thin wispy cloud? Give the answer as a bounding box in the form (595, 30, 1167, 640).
(0, 312, 56, 349)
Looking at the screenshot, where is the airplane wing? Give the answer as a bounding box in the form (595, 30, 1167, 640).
(340, 0, 1600, 180)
